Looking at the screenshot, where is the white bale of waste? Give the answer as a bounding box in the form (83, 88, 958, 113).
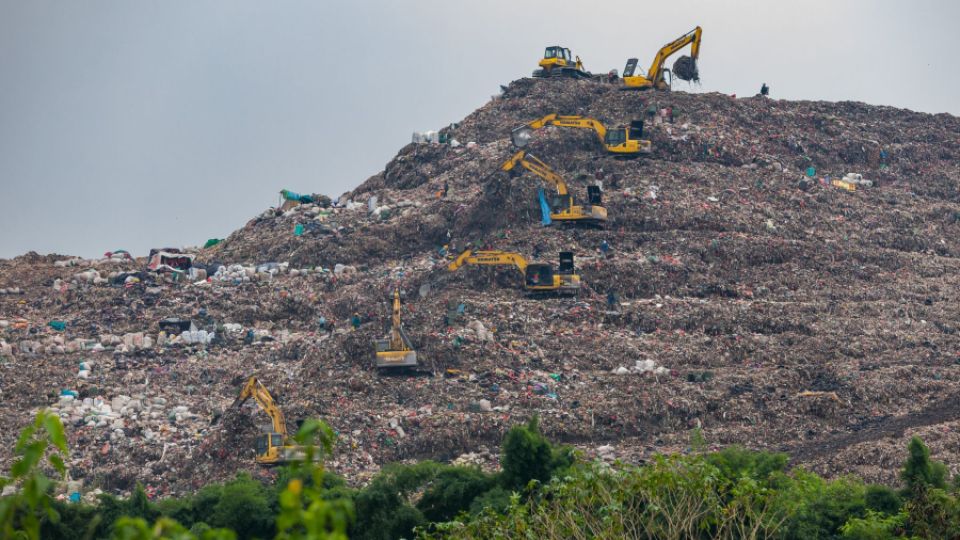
(73, 270, 100, 283)
(0, 341, 11, 356)
(613, 366, 630, 375)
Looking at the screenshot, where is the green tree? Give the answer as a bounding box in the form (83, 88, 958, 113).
(417, 467, 496, 523)
(209, 474, 274, 539)
(0, 410, 70, 540)
(499, 416, 572, 491)
(901, 437, 947, 494)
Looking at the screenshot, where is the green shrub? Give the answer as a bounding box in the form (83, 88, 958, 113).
(499, 416, 572, 491)
(209, 474, 274, 539)
(417, 467, 496, 523)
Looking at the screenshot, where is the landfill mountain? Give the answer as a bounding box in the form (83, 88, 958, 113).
(1, 78, 959, 499)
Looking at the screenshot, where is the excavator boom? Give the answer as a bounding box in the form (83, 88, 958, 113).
(512, 114, 650, 155)
(502, 150, 568, 196)
(624, 26, 702, 90)
(233, 376, 306, 465)
(448, 250, 528, 273)
(501, 150, 607, 225)
(234, 377, 287, 436)
(448, 249, 581, 295)
(375, 288, 418, 368)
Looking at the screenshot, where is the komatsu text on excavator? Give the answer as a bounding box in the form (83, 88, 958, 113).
(623, 26, 702, 91)
(232, 376, 304, 465)
(448, 250, 581, 295)
(511, 114, 651, 156)
(533, 46, 591, 79)
(374, 288, 418, 369)
(501, 150, 607, 226)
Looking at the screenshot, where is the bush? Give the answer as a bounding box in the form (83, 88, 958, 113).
(417, 467, 497, 523)
(706, 446, 789, 483)
(209, 474, 274, 539)
(499, 416, 572, 491)
(901, 436, 947, 494)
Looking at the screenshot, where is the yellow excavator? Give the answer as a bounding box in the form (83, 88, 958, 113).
(232, 376, 304, 465)
(533, 46, 591, 79)
(511, 113, 651, 156)
(623, 26, 702, 91)
(374, 288, 418, 368)
(501, 150, 607, 226)
(448, 249, 581, 295)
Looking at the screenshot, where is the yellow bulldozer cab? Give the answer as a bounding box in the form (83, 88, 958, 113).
(539, 46, 572, 69)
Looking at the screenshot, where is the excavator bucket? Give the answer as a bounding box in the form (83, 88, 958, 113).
(672, 55, 699, 82)
(511, 125, 534, 148)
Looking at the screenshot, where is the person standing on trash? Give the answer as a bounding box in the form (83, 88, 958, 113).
(760, 83, 769, 96)
(351, 313, 362, 330)
(600, 240, 611, 257)
(318, 316, 327, 331)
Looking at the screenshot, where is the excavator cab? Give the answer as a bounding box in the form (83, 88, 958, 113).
(623, 58, 640, 78)
(255, 433, 283, 463)
(525, 263, 555, 288)
(558, 252, 575, 274)
(603, 120, 651, 155)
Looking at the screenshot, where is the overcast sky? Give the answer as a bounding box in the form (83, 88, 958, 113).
(1, 0, 958, 259)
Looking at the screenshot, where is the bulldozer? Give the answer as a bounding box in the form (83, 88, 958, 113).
(533, 46, 591, 79)
(501, 150, 606, 226)
(622, 26, 702, 91)
(448, 249, 581, 295)
(232, 376, 304, 465)
(511, 113, 651, 156)
(374, 288, 419, 369)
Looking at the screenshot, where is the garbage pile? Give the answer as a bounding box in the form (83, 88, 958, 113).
(1, 78, 959, 498)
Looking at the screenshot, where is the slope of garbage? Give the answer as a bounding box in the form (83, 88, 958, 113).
(2, 78, 959, 499)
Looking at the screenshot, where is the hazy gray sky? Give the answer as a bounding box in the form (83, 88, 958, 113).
(2, 0, 958, 258)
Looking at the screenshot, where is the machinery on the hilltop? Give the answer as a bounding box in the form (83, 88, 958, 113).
(622, 26, 702, 91)
(533, 46, 591, 79)
(232, 376, 304, 465)
(374, 288, 419, 369)
(501, 150, 607, 226)
(511, 113, 651, 156)
(448, 249, 581, 295)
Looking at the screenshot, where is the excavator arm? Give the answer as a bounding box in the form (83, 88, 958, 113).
(501, 150, 568, 196)
(646, 26, 702, 80)
(389, 289, 407, 351)
(519, 114, 607, 143)
(233, 377, 287, 436)
(512, 113, 649, 155)
(448, 249, 529, 274)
